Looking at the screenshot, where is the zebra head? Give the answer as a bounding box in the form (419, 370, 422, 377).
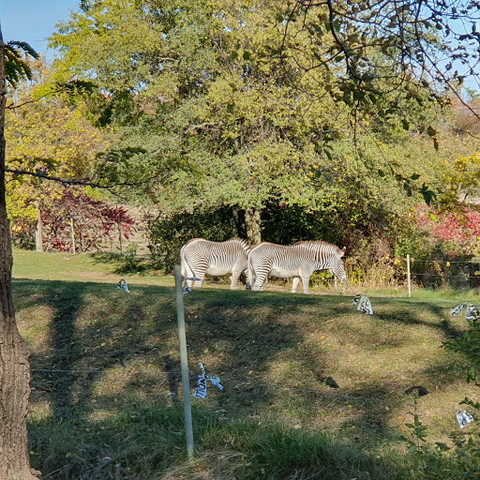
(329, 246, 347, 284)
(302, 241, 347, 285)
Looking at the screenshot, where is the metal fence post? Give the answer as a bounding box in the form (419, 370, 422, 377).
(174, 265, 194, 459)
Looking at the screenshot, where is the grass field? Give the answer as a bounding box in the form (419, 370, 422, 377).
(11, 249, 480, 479)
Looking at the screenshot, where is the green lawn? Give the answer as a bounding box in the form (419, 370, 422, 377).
(10, 249, 480, 479)
(12, 247, 173, 286)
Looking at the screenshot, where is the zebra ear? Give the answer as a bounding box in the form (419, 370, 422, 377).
(340, 246, 346, 257)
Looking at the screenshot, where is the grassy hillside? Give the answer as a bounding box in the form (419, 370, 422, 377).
(10, 250, 480, 479)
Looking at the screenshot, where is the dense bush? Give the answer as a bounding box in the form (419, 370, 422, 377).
(393, 207, 480, 289)
(145, 202, 480, 289)
(146, 207, 241, 272)
(261, 204, 343, 245)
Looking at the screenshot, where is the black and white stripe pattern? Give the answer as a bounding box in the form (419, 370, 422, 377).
(248, 241, 347, 294)
(180, 238, 251, 290)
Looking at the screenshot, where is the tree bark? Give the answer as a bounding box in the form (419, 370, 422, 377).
(245, 207, 262, 245)
(0, 30, 40, 480)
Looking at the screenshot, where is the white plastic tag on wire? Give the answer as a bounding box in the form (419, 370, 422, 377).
(194, 369, 207, 399)
(451, 304, 465, 316)
(353, 294, 373, 315)
(116, 279, 130, 293)
(193, 362, 223, 399)
(456, 409, 474, 429)
(466, 305, 479, 322)
(451, 304, 479, 322)
(183, 277, 201, 295)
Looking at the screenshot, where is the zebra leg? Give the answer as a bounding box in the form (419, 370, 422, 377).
(230, 266, 243, 290)
(301, 275, 311, 294)
(193, 271, 205, 287)
(245, 268, 253, 290)
(292, 277, 301, 293)
(252, 270, 269, 291)
(182, 261, 195, 289)
(246, 263, 255, 290)
(298, 264, 315, 294)
(187, 265, 206, 287)
(301, 279, 310, 294)
(251, 259, 272, 291)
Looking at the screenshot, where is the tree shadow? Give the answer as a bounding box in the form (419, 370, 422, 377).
(14, 280, 89, 419)
(13, 279, 474, 469)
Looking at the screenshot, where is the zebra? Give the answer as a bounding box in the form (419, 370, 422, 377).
(248, 241, 347, 294)
(180, 238, 251, 290)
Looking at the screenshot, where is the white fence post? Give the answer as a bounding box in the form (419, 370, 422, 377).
(70, 217, 76, 255)
(118, 221, 123, 255)
(174, 265, 194, 459)
(406, 254, 412, 297)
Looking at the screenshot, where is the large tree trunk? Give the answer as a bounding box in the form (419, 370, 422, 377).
(245, 207, 262, 245)
(0, 30, 39, 480)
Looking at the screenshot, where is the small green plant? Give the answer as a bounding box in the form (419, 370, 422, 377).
(115, 244, 147, 274)
(443, 306, 480, 386)
(401, 396, 430, 455)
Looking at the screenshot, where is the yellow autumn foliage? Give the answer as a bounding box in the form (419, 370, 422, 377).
(5, 70, 108, 223)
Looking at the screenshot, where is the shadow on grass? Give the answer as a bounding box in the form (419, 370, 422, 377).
(28, 400, 423, 480)
(88, 251, 153, 275)
(11, 280, 474, 478)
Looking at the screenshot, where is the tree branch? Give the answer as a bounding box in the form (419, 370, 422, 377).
(4, 167, 165, 191)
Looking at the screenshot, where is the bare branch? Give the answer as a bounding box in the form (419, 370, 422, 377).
(4, 167, 165, 191)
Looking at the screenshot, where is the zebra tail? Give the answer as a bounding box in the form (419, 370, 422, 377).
(246, 255, 255, 289)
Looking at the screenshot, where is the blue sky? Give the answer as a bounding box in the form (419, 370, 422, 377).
(0, 0, 79, 61)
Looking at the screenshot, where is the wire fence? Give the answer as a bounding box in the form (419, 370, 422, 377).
(339, 254, 480, 294)
(404, 256, 480, 291)
(30, 367, 385, 404)
(29, 296, 479, 413)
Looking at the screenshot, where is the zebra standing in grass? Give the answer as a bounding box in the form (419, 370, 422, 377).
(180, 238, 251, 290)
(248, 241, 347, 294)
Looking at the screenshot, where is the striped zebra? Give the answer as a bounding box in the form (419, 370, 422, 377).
(248, 241, 347, 294)
(180, 238, 251, 290)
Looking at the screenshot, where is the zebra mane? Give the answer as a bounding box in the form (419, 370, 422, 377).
(293, 240, 344, 256)
(228, 237, 251, 252)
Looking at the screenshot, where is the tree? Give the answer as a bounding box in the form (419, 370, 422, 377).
(49, 1, 435, 243)
(0, 27, 40, 480)
(36, 188, 136, 253)
(285, 1, 480, 109)
(5, 59, 108, 251)
(48, 0, 480, 268)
